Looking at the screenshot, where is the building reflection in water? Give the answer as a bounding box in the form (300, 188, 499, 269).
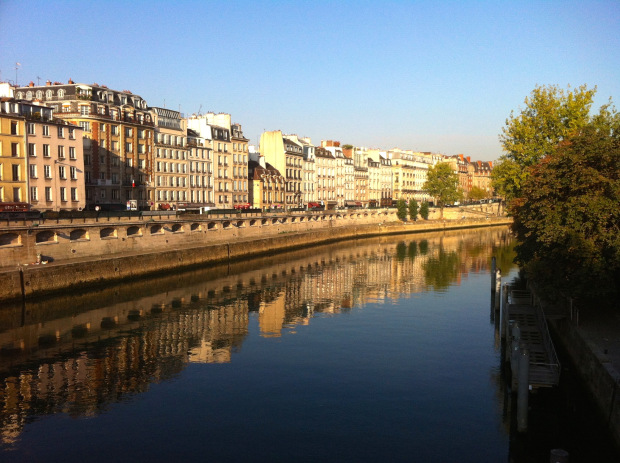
(0, 226, 513, 448)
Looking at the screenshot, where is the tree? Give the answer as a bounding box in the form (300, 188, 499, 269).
(423, 162, 459, 219)
(493, 84, 597, 202)
(420, 201, 429, 220)
(408, 198, 418, 221)
(468, 186, 487, 202)
(512, 121, 620, 307)
(396, 199, 407, 221)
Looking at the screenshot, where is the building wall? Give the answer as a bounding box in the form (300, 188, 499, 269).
(0, 107, 26, 203)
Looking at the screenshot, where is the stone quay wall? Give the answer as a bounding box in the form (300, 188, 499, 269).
(0, 209, 511, 302)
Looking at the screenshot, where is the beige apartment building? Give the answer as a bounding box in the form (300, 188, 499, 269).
(151, 108, 189, 210)
(259, 130, 304, 209)
(314, 146, 336, 209)
(231, 123, 249, 207)
(187, 128, 214, 208)
(23, 103, 85, 211)
(284, 135, 316, 206)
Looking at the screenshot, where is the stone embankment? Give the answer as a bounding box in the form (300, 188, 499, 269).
(0, 208, 510, 302)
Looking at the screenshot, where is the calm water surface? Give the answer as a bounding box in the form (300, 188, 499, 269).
(0, 226, 617, 462)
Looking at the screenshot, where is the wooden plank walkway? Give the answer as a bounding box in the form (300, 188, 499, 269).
(505, 288, 561, 389)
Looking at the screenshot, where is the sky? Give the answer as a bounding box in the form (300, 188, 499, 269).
(1, 0, 619, 161)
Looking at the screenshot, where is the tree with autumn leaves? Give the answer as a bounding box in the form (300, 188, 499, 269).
(497, 84, 620, 307)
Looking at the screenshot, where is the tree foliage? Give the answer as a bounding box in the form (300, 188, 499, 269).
(420, 201, 429, 220)
(408, 198, 418, 221)
(396, 199, 407, 221)
(423, 162, 459, 219)
(493, 84, 598, 201)
(512, 121, 620, 306)
(468, 186, 488, 202)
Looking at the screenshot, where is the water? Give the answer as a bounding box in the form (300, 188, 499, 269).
(0, 226, 617, 462)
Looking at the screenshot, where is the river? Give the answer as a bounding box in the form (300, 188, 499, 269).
(0, 226, 617, 462)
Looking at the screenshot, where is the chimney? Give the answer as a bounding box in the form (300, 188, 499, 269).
(466, 156, 471, 162)
(29, 81, 34, 87)
(46, 80, 52, 86)
(68, 78, 74, 84)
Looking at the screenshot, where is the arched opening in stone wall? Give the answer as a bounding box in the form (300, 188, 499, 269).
(36, 230, 56, 244)
(0, 233, 20, 246)
(100, 228, 117, 239)
(70, 229, 89, 241)
(127, 226, 142, 237)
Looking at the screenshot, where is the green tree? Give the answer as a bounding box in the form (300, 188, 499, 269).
(423, 162, 459, 219)
(408, 198, 418, 221)
(493, 84, 597, 202)
(512, 121, 620, 307)
(468, 186, 487, 202)
(420, 201, 429, 220)
(396, 198, 407, 221)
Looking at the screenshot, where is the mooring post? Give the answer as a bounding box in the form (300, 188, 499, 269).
(517, 346, 530, 433)
(511, 322, 521, 389)
(491, 257, 496, 292)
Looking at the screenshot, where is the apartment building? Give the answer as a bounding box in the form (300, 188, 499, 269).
(231, 123, 249, 207)
(284, 135, 316, 206)
(0, 99, 26, 203)
(248, 155, 285, 210)
(16, 80, 154, 210)
(151, 108, 189, 210)
(314, 146, 336, 209)
(22, 103, 85, 211)
(186, 128, 213, 208)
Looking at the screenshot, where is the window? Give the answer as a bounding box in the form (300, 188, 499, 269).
(28, 143, 36, 157)
(111, 125, 118, 135)
(69, 128, 75, 139)
(100, 123, 106, 131)
(59, 166, 66, 179)
(43, 144, 50, 157)
(58, 146, 65, 158)
(60, 187, 67, 202)
(70, 166, 77, 180)
(42, 125, 49, 136)
(44, 165, 52, 178)
(12, 164, 20, 181)
(10, 121, 18, 135)
(27, 123, 35, 135)
(125, 127, 132, 137)
(11, 143, 19, 156)
(58, 89, 65, 98)
(71, 188, 78, 201)
(45, 187, 52, 201)
(125, 143, 132, 153)
(79, 121, 90, 132)
(111, 189, 120, 200)
(69, 147, 76, 159)
(80, 106, 90, 116)
(13, 187, 21, 202)
(30, 186, 38, 201)
(57, 126, 64, 138)
(111, 141, 118, 151)
(29, 164, 37, 178)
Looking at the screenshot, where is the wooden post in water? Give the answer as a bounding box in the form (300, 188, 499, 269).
(491, 257, 496, 292)
(517, 346, 530, 432)
(501, 283, 509, 339)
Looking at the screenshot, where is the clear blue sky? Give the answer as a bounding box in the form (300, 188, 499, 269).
(1, 0, 618, 161)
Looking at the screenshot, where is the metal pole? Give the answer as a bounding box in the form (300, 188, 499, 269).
(517, 346, 529, 432)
